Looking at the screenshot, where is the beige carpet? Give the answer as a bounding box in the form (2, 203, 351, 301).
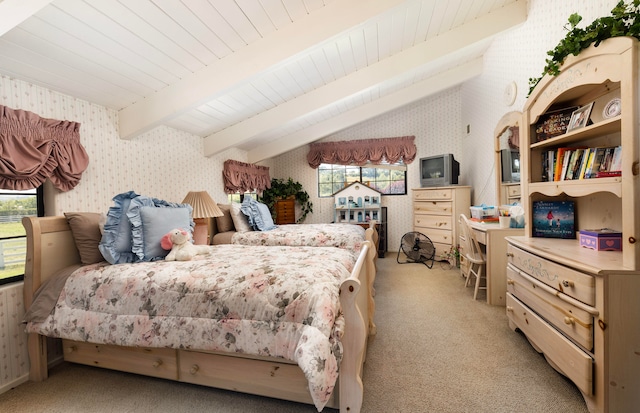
(0, 256, 589, 413)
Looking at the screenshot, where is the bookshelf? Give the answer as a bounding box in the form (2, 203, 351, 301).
(506, 37, 640, 413)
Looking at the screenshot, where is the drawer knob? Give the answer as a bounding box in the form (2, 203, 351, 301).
(507, 279, 515, 285)
(66, 345, 77, 354)
(153, 359, 163, 368)
(506, 306, 514, 313)
(506, 252, 514, 257)
(562, 280, 574, 288)
(564, 317, 575, 325)
(190, 364, 200, 375)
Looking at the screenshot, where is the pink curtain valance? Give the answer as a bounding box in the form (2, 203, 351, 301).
(306, 136, 417, 168)
(223, 159, 271, 194)
(0, 105, 89, 191)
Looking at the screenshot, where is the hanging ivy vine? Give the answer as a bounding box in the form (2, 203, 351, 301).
(528, 0, 640, 96)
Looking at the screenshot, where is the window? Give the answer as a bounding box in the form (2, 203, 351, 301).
(227, 191, 257, 203)
(0, 187, 43, 285)
(318, 162, 407, 197)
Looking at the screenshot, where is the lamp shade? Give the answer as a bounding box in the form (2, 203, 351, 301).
(182, 191, 224, 219)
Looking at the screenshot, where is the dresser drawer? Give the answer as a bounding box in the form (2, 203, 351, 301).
(413, 227, 451, 245)
(507, 264, 594, 350)
(506, 294, 593, 395)
(63, 340, 178, 380)
(413, 188, 452, 201)
(507, 185, 521, 197)
(506, 244, 595, 306)
(413, 214, 452, 230)
(413, 201, 453, 216)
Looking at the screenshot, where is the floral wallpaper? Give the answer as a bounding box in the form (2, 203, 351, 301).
(0, 75, 239, 214)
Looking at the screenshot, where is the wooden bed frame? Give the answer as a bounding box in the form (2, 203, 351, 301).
(22, 216, 377, 412)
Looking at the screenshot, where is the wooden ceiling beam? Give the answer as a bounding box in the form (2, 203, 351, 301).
(205, 0, 527, 158)
(246, 58, 484, 163)
(117, 0, 406, 140)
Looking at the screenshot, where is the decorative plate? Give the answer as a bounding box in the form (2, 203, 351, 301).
(602, 98, 621, 118)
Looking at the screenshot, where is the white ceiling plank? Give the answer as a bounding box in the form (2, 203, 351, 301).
(9, 19, 161, 93)
(363, 24, 379, 66)
(235, 0, 277, 38)
(42, 2, 180, 85)
(212, 0, 261, 45)
(414, 0, 436, 42)
(203, 0, 526, 156)
(296, 56, 325, 89)
(336, 35, 358, 74)
(122, 0, 215, 65)
(118, 0, 407, 140)
(259, 0, 294, 30)
(247, 58, 483, 162)
(0, 0, 53, 37)
(282, 0, 309, 21)
(308, 48, 336, 84)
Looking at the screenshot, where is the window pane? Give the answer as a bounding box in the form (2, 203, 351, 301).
(318, 162, 407, 197)
(1, 189, 37, 283)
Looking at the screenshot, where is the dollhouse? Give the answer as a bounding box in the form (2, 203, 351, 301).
(333, 182, 382, 224)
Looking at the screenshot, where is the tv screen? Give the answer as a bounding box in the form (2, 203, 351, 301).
(420, 154, 459, 187)
(501, 149, 520, 183)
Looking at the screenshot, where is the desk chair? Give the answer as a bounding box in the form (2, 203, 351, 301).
(459, 214, 487, 300)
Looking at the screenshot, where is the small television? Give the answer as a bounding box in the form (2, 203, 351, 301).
(420, 154, 460, 187)
(501, 149, 520, 183)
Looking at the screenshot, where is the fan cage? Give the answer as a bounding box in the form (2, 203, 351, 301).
(396, 231, 435, 268)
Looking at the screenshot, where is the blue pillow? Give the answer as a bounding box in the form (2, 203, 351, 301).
(99, 191, 139, 264)
(127, 197, 194, 262)
(240, 195, 276, 231)
(255, 202, 277, 231)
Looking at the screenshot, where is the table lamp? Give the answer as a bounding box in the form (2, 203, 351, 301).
(182, 191, 224, 245)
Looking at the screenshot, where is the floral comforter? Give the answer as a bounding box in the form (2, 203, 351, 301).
(232, 223, 366, 251)
(26, 244, 359, 411)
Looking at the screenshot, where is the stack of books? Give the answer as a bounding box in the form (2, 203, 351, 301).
(541, 146, 621, 182)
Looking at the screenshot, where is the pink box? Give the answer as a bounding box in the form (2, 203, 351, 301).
(579, 229, 622, 251)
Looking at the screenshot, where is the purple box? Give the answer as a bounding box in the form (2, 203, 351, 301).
(579, 229, 622, 251)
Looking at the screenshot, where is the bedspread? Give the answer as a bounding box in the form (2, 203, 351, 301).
(232, 223, 366, 251)
(26, 244, 358, 411)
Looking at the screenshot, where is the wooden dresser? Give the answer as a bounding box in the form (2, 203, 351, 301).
(507, 38, 640, 412)
(412, 186, 470, 260)
(275, 199, 295, 224)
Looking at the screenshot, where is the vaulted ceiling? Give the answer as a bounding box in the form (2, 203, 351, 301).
(0, 0, 527, 163)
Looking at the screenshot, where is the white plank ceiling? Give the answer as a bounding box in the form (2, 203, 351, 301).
(0, 0, 527, 162)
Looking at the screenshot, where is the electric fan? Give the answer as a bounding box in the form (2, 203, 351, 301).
(396, 231, 435, 268)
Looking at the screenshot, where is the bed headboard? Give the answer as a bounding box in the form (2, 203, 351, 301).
(22, 216, 81, 309)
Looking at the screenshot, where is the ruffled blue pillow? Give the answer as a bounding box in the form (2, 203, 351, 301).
(240, 195, 276, 231)
(99, 191, 139, 264)
(127, 197, 194, 262)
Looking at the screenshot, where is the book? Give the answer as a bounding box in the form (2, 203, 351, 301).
(554, 148, 570, 181)
(577, 148, 591, 179)
(609, 146, 622, 172)
(581, 149, 595, 179)
(598, 147, 615, 174)
(532, 200, 575, 239)
(586, 147, 607, 178)
(565, 148, 583, 180)
(560, 149, 573, 181)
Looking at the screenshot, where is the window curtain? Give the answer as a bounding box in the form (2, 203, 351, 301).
(222, 159, 271, 194)
(307, 136, 417, 168)
(0, 105, 89, 191)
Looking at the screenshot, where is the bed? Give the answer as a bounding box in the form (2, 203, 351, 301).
(22, 216, 376, 412)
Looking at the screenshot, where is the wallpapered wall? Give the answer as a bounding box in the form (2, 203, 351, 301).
(0, 0, 623, 253)
(0, 74, 242, 213)
(273, 0, 622, 252)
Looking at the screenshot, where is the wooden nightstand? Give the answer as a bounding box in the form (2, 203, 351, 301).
(275, 199, 295, 224)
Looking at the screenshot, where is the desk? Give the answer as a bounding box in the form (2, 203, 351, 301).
(465, 221, 524, 306)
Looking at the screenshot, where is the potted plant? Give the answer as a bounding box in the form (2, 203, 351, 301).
(260, 178, 313, 223)
(528, 1, 640, 95)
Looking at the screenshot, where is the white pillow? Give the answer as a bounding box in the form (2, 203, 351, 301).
(230, 202, 253, 232)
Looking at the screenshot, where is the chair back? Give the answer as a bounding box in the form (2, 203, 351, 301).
(458, 214, 485, 264)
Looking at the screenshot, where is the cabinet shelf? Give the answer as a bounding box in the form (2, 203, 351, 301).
(531, 116, 621, 149)
(528, 177, 621, 198)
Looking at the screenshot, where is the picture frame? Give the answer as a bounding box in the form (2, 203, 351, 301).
(567, 102, 594, 132)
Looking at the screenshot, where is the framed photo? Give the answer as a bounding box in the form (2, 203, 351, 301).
(532, 200, 575, 239)
(567, 102, 594, 132)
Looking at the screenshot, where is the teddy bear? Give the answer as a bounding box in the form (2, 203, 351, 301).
(161, 228, 210, 261)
